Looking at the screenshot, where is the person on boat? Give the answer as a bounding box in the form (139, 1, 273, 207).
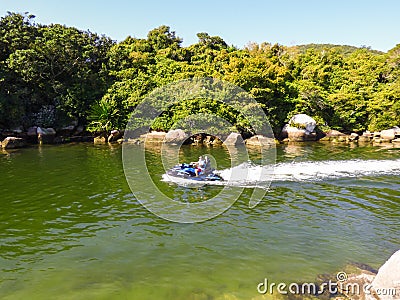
(195, 155, 211, 176)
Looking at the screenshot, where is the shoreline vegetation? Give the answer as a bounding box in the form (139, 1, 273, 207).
(0, 12, 399, 148)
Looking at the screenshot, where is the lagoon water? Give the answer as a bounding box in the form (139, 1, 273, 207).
(0, 143, 399, 299)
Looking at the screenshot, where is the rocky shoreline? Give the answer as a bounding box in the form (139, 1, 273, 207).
(295, 249, 400, 300)
(1, 114, 399, 150)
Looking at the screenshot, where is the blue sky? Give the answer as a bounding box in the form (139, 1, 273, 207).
(1, 0, 399, 51)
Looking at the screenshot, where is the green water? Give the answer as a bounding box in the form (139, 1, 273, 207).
(0, 143, 399, 299)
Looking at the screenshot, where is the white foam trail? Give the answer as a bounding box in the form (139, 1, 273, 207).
(162, 158, 400, 186)
(272, 158, 400, 181)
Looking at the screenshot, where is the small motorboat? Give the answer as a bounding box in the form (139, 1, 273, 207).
(166, 156, 224, 182)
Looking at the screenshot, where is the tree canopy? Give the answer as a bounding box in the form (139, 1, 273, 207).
(1, 12, 399, 134)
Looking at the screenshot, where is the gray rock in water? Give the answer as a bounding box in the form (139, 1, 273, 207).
(281, 114, 317, 142)
(1, 137, 27, 149)
(286, 127, 317, 142)
(164, 129, 188, 143)
(368, 249, 400, 300)
(223, 132, 243, 146)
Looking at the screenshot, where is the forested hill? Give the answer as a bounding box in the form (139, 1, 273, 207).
(1, 12, 399, 135)
(292, 43, 384, 56)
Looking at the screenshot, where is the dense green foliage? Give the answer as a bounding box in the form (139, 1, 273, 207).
(1, 12, 399, 134)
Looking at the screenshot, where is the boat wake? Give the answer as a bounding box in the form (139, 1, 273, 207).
(162, 158, 400, 187)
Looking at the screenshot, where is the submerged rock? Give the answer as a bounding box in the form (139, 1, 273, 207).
(1, 137, 27, 149)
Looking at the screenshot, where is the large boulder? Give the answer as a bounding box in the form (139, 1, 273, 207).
(37, 127, 56, 144)
(287, 127, 317, 142)
(289, 114, 317, 133)
(368, 249, 400, 300)
(164, 129, 188, 143)
(281, 114, 317, 142)
(26, 126, 38, 143)
(224, 132, 243, 146)
(380, 129, 396, 141)
(1, 137, 27, 149)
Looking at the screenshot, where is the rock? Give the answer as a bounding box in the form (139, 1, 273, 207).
(59, 125, 75, 137)
(164, 129, 188, 143)
(12, 126, 23, 134)
(289, 114, 317, 133)
(80, 136, 94, 143)
(380, 129, 396, 141)
(93, 136, 106, 144)
(281, 114, 318, 142)
(326, 129, 346, 137)
(338, 270, 376, 300)
(373, 138, 392, 144)
(107, 130, 122, 143)
(26, 126, 38, 143)
(224, 133, 243, 146)
(280, 124, 290, 139)
(1, 137, 27, 149)
(373, 132, 382, 139)
(287, 127, 317, 142)
(141, 131, 166, 143)
(53, 136, 64, 144)
(349, 132, 359, 141)
(368, 249, 400, 300)
(27, 126, 37, 136)
(245, 135, 276, 146)
(359, 135, 372, 143)
(37, 127, 56, 144)
(392, 138, 400, 143)
(363, 131, 374, 138)
(319, 136, 331, 142)
(75, 125, 84, 134)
